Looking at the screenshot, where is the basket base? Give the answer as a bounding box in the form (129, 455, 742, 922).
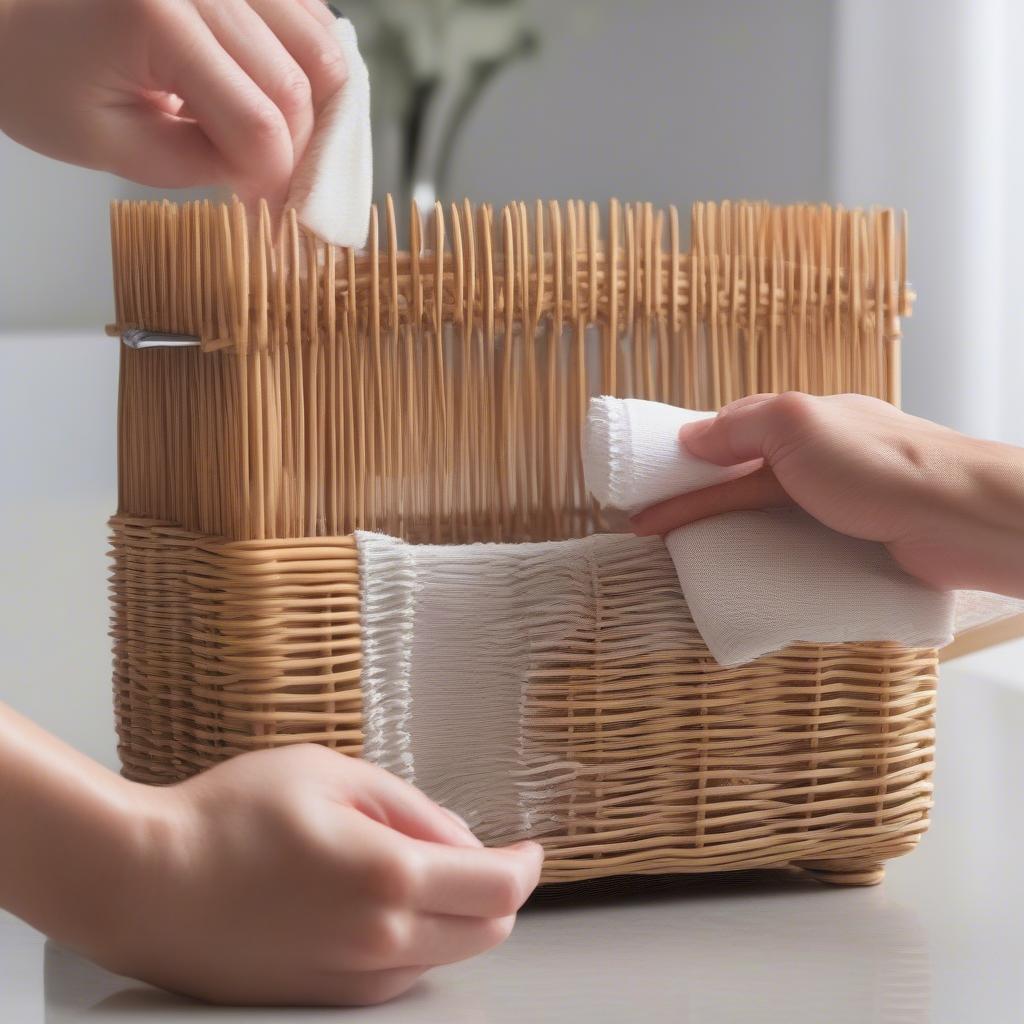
(797, 859, 886, 887)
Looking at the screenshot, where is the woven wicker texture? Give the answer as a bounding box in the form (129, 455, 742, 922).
(110, 516, 936, 884)
(108, 196, 932, 885)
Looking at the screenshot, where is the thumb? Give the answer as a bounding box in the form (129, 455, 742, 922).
(630, 465, 792, 536)
(346, 760, 484, 849)
(679, 392, 810, 467)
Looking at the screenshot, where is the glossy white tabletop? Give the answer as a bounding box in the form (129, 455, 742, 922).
(1, 647, 1022, 1023)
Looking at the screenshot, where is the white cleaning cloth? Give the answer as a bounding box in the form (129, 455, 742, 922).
(357, 531, 684, 843)
(670, 508, 955, 665)
(584, 396, 958, 665)
(582, 397, 754, 514)
(953, 589, 1024, 636)
(286, 17, 372, 248)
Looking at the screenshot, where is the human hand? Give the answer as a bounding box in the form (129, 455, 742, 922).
(631, 392, 1024, 597)
(49, 744, 542, 1006)
(0, 0, 347, 205)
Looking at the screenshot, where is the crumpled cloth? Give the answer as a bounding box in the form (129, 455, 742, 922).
(286, 17, 372, 248)
(583, 396, 963, 666)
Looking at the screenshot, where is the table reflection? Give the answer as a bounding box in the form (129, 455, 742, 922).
(44, 869, 929, 1024)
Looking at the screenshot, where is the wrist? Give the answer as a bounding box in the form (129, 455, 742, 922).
(3, 765, 141, 951)
(68, 778, 195, 974)
(0, 704, 185, 966)
(953, 437, 1024, 594)
(901, 433, 1024, 595)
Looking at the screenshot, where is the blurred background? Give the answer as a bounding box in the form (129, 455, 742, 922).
(1, 0, 1022, 765)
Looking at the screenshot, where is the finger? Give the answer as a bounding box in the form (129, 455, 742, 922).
(195, 0, 314, 164)
(248, 0, 349, 108)
(346, 760, 483, 849)
(396, 912, 517, 968)
(713, 392, 779, 414)
(417, 840, 544, 918)
(679, 392, 814, 466)
(678, 394, 776, 460)
(152, 6, 294, 203)
(95, 106, 233, 189)
(297, 0, 338, 28)
(630, 466, 792, 536)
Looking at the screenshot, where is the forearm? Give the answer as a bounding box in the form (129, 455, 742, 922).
(0, 703, 146, 954)
(933, 436, 1024, 597)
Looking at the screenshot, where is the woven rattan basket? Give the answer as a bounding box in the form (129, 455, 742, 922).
(107, 196, 935, 886)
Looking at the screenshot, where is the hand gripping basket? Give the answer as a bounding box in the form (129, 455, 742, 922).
(107, 197, 935, 886)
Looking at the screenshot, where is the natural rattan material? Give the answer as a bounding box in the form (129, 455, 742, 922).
(108, 196, 931, 886)
(110, 516, 936, 885)
(109, 197, 910, 543)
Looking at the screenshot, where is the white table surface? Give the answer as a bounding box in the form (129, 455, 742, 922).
(2, 647, 1022, 1024)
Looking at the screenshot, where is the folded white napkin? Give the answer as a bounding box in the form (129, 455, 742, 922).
(584, 396, 959, 665)
(582, 397, 754, 514)
(286, 17, 372, 248)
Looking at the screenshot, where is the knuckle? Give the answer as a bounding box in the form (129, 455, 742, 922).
(772, 390, 819, 430)
(362, 911, 411, 962)
(317, 46, 349, 95)
(490, 872, 526, 918)
(246, 100, 290, 146)
(272, 742, 320, 774)
(276, 67, 313, 114)
(295, 741, 336, 765)
(483, 913, 516, 949)
(363, 849, 420, 906)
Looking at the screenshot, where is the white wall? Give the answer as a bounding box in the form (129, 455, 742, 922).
(0, 141, 213, 333)
(0, 334, 119, 766)
(448, 0, 832, 209)
(832, 0, 1024, 445)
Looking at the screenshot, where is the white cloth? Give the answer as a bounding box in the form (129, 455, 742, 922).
(954, 590, 1024, 635)
(582, 396, 751, 514)
(584, 396, 960, 665)
(286, 18, 372, 249)
(356, 530, 684, 844)
(670, 509, 955, 665)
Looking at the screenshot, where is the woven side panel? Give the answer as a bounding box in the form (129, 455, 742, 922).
(112, 517, 937, 883)
(110, 517, 363, 782)
(112, 197, 911, 543)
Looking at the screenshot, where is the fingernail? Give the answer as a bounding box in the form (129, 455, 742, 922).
(511, 840, 545, 859)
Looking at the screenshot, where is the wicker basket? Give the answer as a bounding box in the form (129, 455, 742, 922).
(107, 196, 935, 886)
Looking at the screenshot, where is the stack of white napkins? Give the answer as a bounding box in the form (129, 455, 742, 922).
(285, 17, 372, 249)
(584, 396, 1022, 666)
